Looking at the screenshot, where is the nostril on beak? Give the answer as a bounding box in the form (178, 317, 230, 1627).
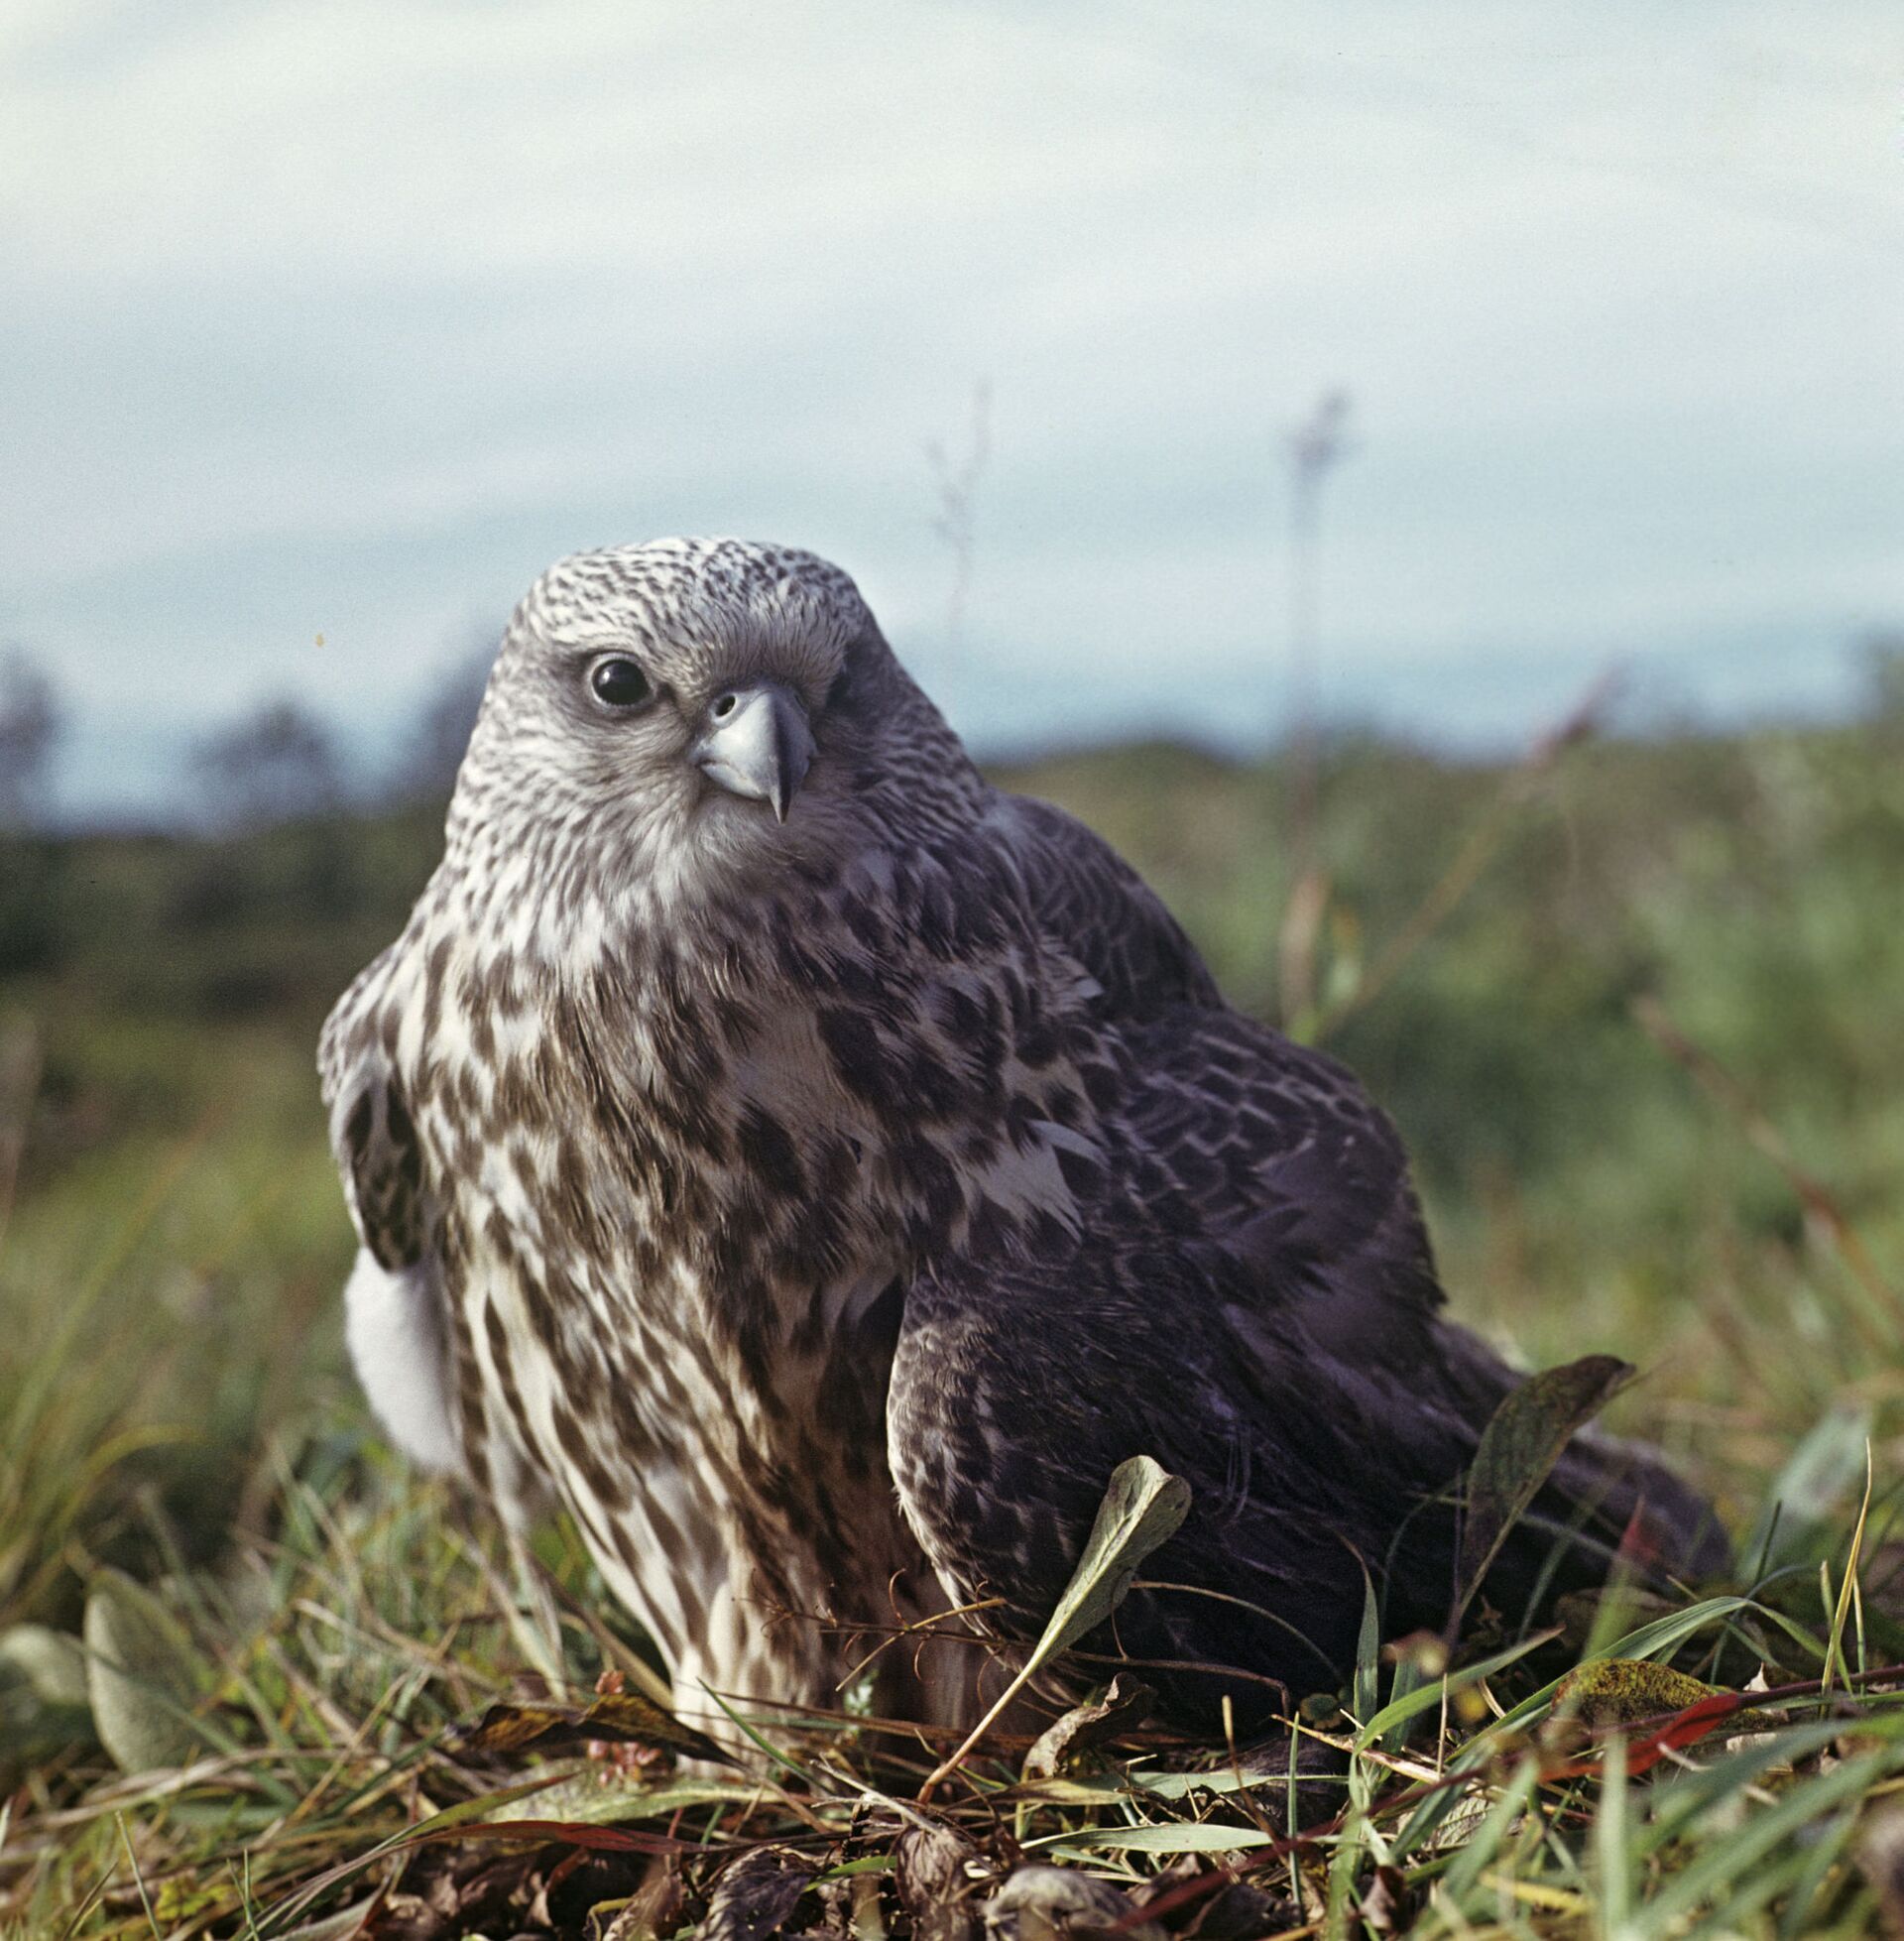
(693, 681, 815, 822)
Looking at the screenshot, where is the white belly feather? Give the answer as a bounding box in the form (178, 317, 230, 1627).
(342, 1247, 462, 1475)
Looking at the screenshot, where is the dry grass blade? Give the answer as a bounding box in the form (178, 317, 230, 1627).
(1821, 1440, 1874, 1701)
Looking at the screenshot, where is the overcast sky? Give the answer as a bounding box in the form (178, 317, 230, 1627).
(4, 1, 1901, 815)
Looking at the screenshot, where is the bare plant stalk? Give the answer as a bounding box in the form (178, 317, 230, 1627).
(927, 380, 991, 660)
(0, 1017, 41, 1248)
(1309, 671, 1615, 1040)
(1277, 390, 1352, 1025)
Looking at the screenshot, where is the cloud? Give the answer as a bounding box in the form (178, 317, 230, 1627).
(0, 0, 1899, 810)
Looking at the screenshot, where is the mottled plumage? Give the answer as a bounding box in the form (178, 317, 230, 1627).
(321, 538, 1722, 1733)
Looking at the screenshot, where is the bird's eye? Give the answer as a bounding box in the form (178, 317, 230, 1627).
(589, 657, 653, 708)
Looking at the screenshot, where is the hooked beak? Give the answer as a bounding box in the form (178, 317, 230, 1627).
(691, 680, 815, 823)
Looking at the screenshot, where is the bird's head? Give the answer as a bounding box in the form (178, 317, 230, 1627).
(445, 538, 974, 916)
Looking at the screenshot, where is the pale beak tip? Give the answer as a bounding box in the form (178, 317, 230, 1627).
(692, 680, 815, 823)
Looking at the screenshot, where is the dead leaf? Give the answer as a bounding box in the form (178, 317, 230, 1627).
(453, 1687, 736, 1766)
(985, 1866, 1164, 1941)
(82, 1566, 210, 1774)
(1358, 1863, 1419, 1936)
(698, 1848, 819, 1941)
(595, 1854, 689, 1941)
(894, 1822, 990, 1941)
(366, 1844, 541, 1941)
(1037, 1456, 1192, 1664)
(1020, 1674, 1155, 1780)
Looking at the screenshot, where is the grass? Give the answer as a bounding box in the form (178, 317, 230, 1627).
(3, 1414, 1900, 1937)
(3, 709, 1903, 1935)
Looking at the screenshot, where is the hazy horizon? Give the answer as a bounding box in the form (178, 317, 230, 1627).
(4, 1, 1900, 818)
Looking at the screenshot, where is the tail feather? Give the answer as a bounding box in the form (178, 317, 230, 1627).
(1539, 1424, 1731, 1582)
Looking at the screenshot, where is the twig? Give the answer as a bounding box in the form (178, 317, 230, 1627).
(836, 1593, 1009, 1690)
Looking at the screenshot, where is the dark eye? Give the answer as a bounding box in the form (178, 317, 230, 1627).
(589, 657, 652, 708)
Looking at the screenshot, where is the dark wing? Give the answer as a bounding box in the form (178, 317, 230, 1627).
(1105, 1005, 1450, 1337)
(890, 1229, 1724, 1730)
(890, 998, 1724, 1728)
(890, 1232, 1488, 1726)
(987, 793, 1222, 1017)
(1111, 1008, 1721, 1562)
(986, 791, 1443, 1331)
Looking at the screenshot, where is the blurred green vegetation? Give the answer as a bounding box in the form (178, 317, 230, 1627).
(3, 711, 1902, 1633)
(4, 707, 1904, 1936)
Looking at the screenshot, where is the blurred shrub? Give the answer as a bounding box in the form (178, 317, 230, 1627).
(187, 699, 342, 831)
(0, 648, 61, 827)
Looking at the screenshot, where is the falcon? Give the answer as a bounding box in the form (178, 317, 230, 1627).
(320, 538, 1722, 1733)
